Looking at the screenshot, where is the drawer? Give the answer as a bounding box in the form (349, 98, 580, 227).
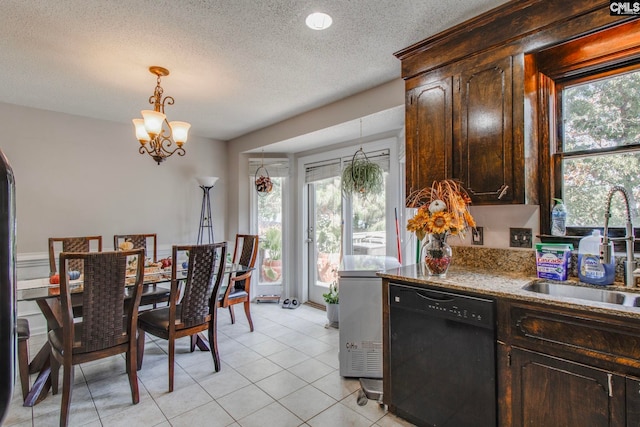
(498, 299, 640, 372)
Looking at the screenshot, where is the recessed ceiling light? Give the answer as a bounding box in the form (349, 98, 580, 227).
(306, 12, 332, 30)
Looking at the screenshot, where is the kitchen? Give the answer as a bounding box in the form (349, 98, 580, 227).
(2, 0, 640, 426)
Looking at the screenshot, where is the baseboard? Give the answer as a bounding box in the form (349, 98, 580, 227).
(305, 301, 326, 311)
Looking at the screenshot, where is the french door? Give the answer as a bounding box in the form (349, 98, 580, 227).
(303, 148, 391, 306)
(306, 173, 388, 305)
(307, 175, 342, 305)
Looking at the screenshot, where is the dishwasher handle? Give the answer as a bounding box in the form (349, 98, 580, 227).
(416, 291, 456, 303)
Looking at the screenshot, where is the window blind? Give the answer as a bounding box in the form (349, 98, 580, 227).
(304, 158, 342, 183)
(342, 149, 390, 172)
(248, 158, 289, 178)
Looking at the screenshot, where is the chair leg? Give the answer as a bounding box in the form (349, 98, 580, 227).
(50, 356, 60, 395)
(228, 306, 235, 324)
(17, 338, 29, 400)
(59, 363, 74, 427)
(190, 334, 197, 352)
(136, 330, 145, 371)
(168, 338, 175, 393)
(208, 316, 220, 372)
(125, 347, 140, 404)
(243, 301, 254, 332)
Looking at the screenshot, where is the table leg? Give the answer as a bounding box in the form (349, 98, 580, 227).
(24, 366, 51, 407)
(28, 340, 51, 375)
(21, 299, 62, 406)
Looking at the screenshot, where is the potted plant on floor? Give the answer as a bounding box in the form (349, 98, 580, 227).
(260, 227, 282, 282)
(323, 279, 339, 327)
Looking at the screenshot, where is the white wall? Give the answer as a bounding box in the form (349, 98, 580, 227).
(2, 102, 226, 334)
(0, 102, 227, 260)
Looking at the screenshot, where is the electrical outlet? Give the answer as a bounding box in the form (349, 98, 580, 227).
(510, 227, 532, 248)
(472, 227, 484, 246)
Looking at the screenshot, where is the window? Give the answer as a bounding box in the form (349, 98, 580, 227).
(249, 158, 288, 287)
(532, 19, 640, 238)
(557, 67, 640, 229)
(301, 146, 392, 305)
(257, 176, 283, 285)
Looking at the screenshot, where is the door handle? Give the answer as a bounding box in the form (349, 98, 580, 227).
(497, 185, 509, 200)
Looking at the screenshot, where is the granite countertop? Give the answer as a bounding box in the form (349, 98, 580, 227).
(378, 263, 640, 320)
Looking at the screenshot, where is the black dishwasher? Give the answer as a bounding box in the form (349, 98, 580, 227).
(389, 283, 496, 427)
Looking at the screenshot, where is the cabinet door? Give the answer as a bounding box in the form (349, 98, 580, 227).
(510, 347, 625, 427)
(627, 377, 640, 426)
(405, 77, 453, 199)
(456, 56, 514, 203)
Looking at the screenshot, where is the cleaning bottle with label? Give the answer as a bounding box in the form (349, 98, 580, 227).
(551, 198, 567, 236)
(578, 230, 615, 285)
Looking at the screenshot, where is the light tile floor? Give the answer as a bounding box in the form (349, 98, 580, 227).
(5, 303, 415, 426)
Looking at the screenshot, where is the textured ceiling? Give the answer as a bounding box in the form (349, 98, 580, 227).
(1, 0, 509, 145)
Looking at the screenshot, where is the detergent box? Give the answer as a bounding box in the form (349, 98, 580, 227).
(535, 243, 573, 281)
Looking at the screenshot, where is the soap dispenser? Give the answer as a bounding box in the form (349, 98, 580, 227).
(578, 230, 615, 285)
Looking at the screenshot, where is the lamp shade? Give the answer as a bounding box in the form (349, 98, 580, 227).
(141, 110, 166, 138)
(169, 121, 191, 146)
(197, 176, 219, 187)
(132, 119, 151, 144)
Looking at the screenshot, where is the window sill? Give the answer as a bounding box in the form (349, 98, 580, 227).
(539, 231, 640, 253)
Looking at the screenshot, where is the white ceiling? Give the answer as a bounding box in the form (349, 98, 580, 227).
(1, 0, 509, 151)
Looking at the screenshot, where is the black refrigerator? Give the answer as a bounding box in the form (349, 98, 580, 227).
(0, 149, 16, 423)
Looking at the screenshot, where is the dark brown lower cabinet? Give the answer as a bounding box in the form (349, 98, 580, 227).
(627, 377, 640, 426)
(509, 347, 625, 427)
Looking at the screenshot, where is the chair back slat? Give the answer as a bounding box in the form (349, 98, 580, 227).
(64, 239, 90, 273)
(59, 249, 144, 353)
(174, 243, 226, 328)
(239, 237, 256, 267)
(114, 234, 157, 262)
(49, 236, 102, 274)
(230, 235, 259, 290)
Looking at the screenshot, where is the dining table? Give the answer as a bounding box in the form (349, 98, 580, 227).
(16, 262, 251, 407)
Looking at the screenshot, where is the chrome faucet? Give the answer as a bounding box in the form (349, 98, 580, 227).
(600, 186, 637, 287)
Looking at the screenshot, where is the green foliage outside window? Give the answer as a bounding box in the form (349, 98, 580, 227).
(561, 69, 640, 227)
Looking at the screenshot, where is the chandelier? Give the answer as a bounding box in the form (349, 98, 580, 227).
(132, 66, 191, 165)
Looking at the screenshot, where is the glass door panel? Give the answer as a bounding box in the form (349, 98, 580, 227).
(257, 177, 283, 286)
(351, 174, 387, 256)
(308, 176, 341, 305)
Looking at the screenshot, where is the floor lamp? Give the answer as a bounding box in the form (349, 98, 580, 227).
(196, 176, 219, 244)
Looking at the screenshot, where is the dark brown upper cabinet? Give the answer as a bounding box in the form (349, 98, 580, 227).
(455, 55, 518, 204)
(405, 76, 453, 196)
(404, 52, 522, 204)
(395, 0, 635, 207)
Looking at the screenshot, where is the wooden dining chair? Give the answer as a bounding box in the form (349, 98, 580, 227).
(137, 242, 227, 392)
(114, 233, 157, 262)
(217, 234, 259, 332)
(48, 236, 102, 275)
(49, 248, 145, 427)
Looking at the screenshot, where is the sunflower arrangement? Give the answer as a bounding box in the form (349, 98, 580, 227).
(406, 179, 476, 240)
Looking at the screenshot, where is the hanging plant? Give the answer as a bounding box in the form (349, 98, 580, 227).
(341, 147, 383, 198)
(254, 153, 273, 195)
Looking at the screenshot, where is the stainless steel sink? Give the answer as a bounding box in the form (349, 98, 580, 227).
(522, 281, 637, 306)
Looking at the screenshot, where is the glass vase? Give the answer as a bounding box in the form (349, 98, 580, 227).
(423, 233, 452, 277)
